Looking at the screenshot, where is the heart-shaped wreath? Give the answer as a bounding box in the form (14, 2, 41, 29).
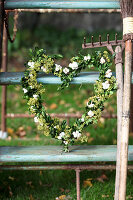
(21, 48, 117, 152)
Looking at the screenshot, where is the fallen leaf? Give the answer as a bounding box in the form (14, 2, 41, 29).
(7, 128, 14, 135)
(8, 186, 13, 197)
(58, 195, 66, 200)
(16, 127, 26, 138)
(49, 103, 57, 110)
(8, 176, 15, 181)
(83, 178, 93, 188)
(96, 174, 108, 183)
(29, 194, 34, 200)
(88, 137, 94, 144)
(102, 194, 109, 198)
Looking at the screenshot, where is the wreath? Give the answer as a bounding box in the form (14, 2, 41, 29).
(21, 48, 117, 152)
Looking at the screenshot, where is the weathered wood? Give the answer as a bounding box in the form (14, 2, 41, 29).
(119, 40, 132, 200)
(4, 0, 120, 10)
(1, 145, 133, 163)
(1, 20, 8, 133)
(0, 0, 4, 69)
(114, 46, 123, 200)
(1, 164, 133, 171)
(129, 42, 133, 132)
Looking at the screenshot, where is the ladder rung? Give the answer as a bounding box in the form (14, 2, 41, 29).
(0, 72, 102, 85)
(5, 0, 120, 10)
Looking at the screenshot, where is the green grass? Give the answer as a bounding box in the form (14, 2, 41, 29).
(0, 26, 133, 200)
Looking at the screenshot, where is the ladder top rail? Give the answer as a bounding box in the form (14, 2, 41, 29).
(5, 0, 120, 10)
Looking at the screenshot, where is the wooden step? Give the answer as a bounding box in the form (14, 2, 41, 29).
(5, 0, 120, 10)
(1, 145, 133, 163)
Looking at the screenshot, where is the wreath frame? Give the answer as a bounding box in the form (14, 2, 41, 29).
(21, 48, 117, 152)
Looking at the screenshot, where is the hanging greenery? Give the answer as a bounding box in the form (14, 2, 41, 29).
(21, 48, 117, 152)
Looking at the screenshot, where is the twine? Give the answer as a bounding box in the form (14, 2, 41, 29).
(123, 17, 133, 35)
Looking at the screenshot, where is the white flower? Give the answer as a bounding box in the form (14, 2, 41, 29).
(84, 54, 91, 61)
(28, 61, 35, 68)
(63, 68, 69, 74)
(72, 131, 81, 138)
(34, 117, 39, 123)
(102, 81, 110, 90)
(55, 64, 62, 71)
(23, 88, 28, 93)
(64, 141, 68, 145)
(41, 66, 47, 72)
(105, 69, 112, 78)
(33, 94, 38, 99)
(80, 117, 85, 122)
(100, 57, 105, 64)
(30, 85, 33, 89)
(87, 102, 94, 108)
(69, 62, 78, 70)
(31, 106, 35, 111)
(88, 110, 94, 117)
(29, 73, 33, 77)
(54, 126, 57, 129)
(57, 132, 65, 140)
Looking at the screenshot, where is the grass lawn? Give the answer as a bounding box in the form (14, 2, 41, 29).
(0, 25, 133, 200)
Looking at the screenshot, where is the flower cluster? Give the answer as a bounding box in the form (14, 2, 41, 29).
(21, 48, 117, 152)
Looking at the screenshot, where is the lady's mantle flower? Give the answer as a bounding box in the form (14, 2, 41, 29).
(69, 62, 78, 70)
(102, 81, 110, 90)
(63, 68, 69, 74)
(57, 132, 65, 140)
(84, 54, 91, 61)
(23, 88, 28, 93)
(41, 66, 47, 72)
(100, 57, 105, 64)
(72, 131, 81, 138)
(88, 110, 94, 117)
(55, 64, 62, 71)
(87, 102, 94, 108)
(33, 94, 38, 99)
(34, 117, 39, 123)
(105, 69, 112, 78)
(28, 61, 35, 68)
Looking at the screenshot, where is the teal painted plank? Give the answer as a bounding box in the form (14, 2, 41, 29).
(1, 145, 133, 162)
(0, 71, 117, 85)
(5, 0, 120, 10)
(0, 72, 101, 85)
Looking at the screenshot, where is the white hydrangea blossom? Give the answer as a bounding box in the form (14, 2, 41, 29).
(87, 102, 94, 108)
(33, 94, 38, 99)
(34, 117, 39, 123)
(105, 69, 112, 78)
(69, 62, 78, 70)
(80, 117, 85, 122)
(41, 66, 47, 72)
(63, 68, 69, 74)
(23, 88, 28, 93)
(102, 81, 110, 90)
(29, 73, 33, 77)
(57, 132, 65, 140)
(100, 57, 105, 64)
(84, 54, 91, 61)
(72, 131, 81, 138)
(55, 64, 62, 71)
(88, 110, 94, 117)
(28, 61, 35, 68)
(31, 106, 35, 111)
(63, 141, 68, 145)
